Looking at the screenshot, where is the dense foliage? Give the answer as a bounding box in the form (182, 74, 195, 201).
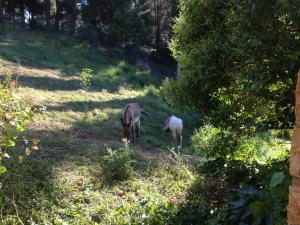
(200, 155, 289, 224)
(0, 73, 33, 173)
(0, 0, 178, 52)
(162, 0, 296, 224)
(164, 0, 300, 132)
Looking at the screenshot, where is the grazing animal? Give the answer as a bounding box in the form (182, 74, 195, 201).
(121, 103, 149, 143)
(163, 115, 183, 147)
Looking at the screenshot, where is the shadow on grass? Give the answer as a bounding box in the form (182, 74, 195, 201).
(122, 174, 225, 225)
(0, 127, 109, 224)
(0, 29, 162, 93)
(44, 91, 201, 148)
(17, 75, 81, 91)
(0, 94, 201, 224)
(2, 65, 161, 92)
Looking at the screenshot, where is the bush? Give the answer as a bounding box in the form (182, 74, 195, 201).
(190, 125, 231, 158)
(215, 172, 289, 225)
(165, 0, 299, 133)
(0, 73, 33, 173)
(200, 155, 289, 188)
(100, 140, 136, 182)
(200, 155, 290, 224)
(190, 125, 290, 162)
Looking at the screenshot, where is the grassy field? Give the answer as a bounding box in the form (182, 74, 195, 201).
(0, 25, 291, 225)
(0, 25, 205, 224)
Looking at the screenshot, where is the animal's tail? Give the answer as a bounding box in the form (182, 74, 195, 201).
(141, 111, 150, 117)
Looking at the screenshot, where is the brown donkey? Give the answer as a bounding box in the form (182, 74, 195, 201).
(121, 103, 149, 143)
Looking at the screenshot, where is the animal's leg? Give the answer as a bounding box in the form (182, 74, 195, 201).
(179, 135, 182, 147)
(131, 124, 135, 143)
(135, 120, 140, 138)
(175, 127, 182, 147)
(172, 130, 177, 142)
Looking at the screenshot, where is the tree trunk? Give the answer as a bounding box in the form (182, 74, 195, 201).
(155, 23, 161, 51)
(69, 0, 76, 35)
(288, 70, 300, 224)
(54, 0, 61, 31)
(45, 0, 51, 28)
(0, 0, 3, 23)
(153, 0, 162, 51)
(20, 0, 25, 29)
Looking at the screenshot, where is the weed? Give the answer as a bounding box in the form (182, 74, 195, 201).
(101, 139, 136, 183)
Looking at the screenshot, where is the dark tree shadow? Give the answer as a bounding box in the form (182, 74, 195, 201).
(17, 75, 81, 91)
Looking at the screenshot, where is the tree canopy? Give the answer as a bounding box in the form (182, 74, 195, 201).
(164, 0, 300, 134)
(0, 0, 178, 51)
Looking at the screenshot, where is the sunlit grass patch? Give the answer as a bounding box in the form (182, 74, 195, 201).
(0, 25, 202, 224)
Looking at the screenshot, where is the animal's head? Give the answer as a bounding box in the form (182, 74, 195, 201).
(120, 118, 131, 139)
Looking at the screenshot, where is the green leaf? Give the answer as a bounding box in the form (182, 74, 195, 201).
(249, 200, 265, 218)
(16, 125, 25, 132)
(0, 166, 7, 174)
(6, 140, 16, 147)
(271, 179, 289, 198)
(0, 153, 10, 158)
(269, 172, 285, 189)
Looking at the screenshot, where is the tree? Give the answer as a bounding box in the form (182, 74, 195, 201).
(69, 0, 76, 34)
(141, 0, 178, 51)
(81, 0, 150, 46)
(4, 0, 17, 24)
(164, 0, 300, 135)
(25, 0, 45, 28)
(288, 70, 300, 225)
(63, 0, 77, 34)
(0, 0, 3, 23)
(19, 0, 25, 28)
(54, 0, 62, 31)
(45, 0, 51, 27)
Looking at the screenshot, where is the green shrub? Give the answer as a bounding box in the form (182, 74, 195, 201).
(189, 125, 232, 158)
(200, 155, 289, 188)
(200, 155, 289, 224)
(190, 125, 290, 162)
(0, 73, 33, 173)
(165, 0, 299, 133)
(100, 140, 136, 182)
(215, 172, 289, 225)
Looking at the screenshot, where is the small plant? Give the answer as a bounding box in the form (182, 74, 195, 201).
(79, 68, 93, 110)
(165, 147, 194, 180)
(80, 68, 93, 92)
(100, 139, 136, 182)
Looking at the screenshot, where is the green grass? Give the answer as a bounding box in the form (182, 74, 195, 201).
(0, 24, 290, 225)
(0, 24, 203, 224)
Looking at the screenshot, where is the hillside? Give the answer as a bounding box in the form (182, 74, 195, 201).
(0, 25, 205, 224)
